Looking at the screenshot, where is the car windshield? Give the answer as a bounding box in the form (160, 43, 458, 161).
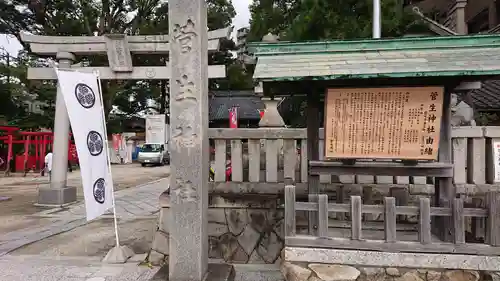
(141, 144, 162, 152)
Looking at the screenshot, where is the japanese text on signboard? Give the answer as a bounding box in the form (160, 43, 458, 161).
(324, 87, 443, 160)
(493, 141, 500, 182)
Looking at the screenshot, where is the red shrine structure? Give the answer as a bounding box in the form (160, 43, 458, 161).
(0, 126, 78, 173)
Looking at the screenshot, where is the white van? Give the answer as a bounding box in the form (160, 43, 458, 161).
(137, 143, 170, 166)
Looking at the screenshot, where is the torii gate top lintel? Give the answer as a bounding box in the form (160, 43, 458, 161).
(20, 26, 232, 55)
(20, 26, 232, 80)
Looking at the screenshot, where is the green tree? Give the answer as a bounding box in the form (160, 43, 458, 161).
(1, 0, 241, 129)
(248, 0, 300, 42)
(248, 0, 429, 126)
(249, 0, 427, 42)
(249, 0, 428, 42)
(2, 0, 132, 124)
(0, 49, 58, 129)
(0, 0, 37, 43)
(114, 0, 240, 120)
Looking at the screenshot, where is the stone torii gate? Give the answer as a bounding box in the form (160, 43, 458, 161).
(20, 27, 231, 206)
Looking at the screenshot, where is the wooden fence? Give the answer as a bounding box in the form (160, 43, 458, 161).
(208, 126, 500, 195)
(208, 126, 500, 268)
(284, 185, 500, 256)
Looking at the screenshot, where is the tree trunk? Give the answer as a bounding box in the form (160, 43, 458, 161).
(160, 79, 170, 123)
(160, 80, 167, 114)
(101, 82, 114, 122)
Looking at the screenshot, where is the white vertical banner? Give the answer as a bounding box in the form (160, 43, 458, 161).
(55, 69, 114, 221)
(494, 140, 500, 182)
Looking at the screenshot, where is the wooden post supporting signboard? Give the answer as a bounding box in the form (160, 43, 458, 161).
(307, 87, 320, 235)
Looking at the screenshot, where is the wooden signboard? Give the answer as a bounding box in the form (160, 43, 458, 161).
(324, 87, 444, 160)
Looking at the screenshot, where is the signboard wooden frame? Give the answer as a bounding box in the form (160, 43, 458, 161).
(324, 86, 444, 160)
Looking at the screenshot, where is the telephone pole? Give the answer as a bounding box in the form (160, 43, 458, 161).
(373, 0, 381, 38)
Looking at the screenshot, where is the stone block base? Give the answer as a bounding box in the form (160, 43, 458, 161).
(154, 193, 284, 265)
(153, 191, 438, 266)
(37, 186, 77, 206)
(280, 261, 500, 281)
(150, 263, 235, 281)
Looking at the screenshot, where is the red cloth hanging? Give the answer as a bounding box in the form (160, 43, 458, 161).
(229, 107, 238, 128)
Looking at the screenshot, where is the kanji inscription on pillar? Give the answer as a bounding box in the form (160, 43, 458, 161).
(324, 87, 444, 160)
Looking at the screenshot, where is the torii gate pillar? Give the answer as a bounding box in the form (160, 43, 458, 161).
(38, 52, 77, 206)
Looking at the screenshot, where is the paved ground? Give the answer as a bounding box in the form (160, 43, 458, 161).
(0, 168, 286, 281)
(11, 217, 157, 257)
(0, 255, 159, 281)
(0, 165, 169, 280)
(0, 174, 168, 256)
(0, 164, 168, 234)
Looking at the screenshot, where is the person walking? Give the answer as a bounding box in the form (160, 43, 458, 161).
(44, 150, 53, 180)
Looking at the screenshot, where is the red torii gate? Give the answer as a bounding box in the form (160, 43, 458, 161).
(0, 126, 78, 174)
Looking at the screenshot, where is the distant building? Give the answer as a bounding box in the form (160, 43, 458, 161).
(208, 90, 264, 128)
(235, 27, 256, 64)
(118, 91, 264, 131)
(410, 0, 500, 116)
(409, 0, 499, 34)
(236, 27, 249, 61)
(23, 100, 46, 115)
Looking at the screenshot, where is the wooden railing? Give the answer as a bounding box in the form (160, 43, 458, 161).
(284, 185, 500, 255)
(208, 126, 500, 194)
(208, 126, 500, 268)
(209, 128, 307, 192)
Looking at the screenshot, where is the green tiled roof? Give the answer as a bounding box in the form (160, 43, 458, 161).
(249, 34, 500, 81)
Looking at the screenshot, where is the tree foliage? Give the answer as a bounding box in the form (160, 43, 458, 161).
(0, 49, 57, 130)
(248, 0, 430, 126)
(1, 0, 242, 130)
(249, 0, 428, 42)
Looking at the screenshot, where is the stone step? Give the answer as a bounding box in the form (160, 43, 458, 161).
(149, 263, 235, 281)
(232, 264, 284, 281)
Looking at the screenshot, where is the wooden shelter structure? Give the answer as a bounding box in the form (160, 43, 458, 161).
(247, 34, 500, 270)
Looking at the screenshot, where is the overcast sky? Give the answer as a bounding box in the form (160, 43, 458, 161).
(0, 0, 251, 56)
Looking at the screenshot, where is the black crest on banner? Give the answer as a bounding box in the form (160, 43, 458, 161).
(93, 178, 106, 204)
(75, 83, 96, 108)
(87, 130, 103, 156)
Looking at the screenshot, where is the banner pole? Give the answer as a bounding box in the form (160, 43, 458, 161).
(94, 71, 120, 248)
(53, 66, 62, 207)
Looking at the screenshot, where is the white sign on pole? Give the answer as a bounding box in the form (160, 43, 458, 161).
(494, 140, 500, 182)
(56, 69, 114, 221)
(145, 115, 166, 144)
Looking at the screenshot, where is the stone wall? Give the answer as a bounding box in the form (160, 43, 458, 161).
(281, 262, 500, 281)
(150, 187, 434, 265)
(207, 206, 284, 264)
(150, 193, 285, 265)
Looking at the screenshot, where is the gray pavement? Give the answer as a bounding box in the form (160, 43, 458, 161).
(0, 254, 159, 281)
(0, 176, 168, 257)
(0, 174, 169, 280)
(0, 218, 86, 256)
